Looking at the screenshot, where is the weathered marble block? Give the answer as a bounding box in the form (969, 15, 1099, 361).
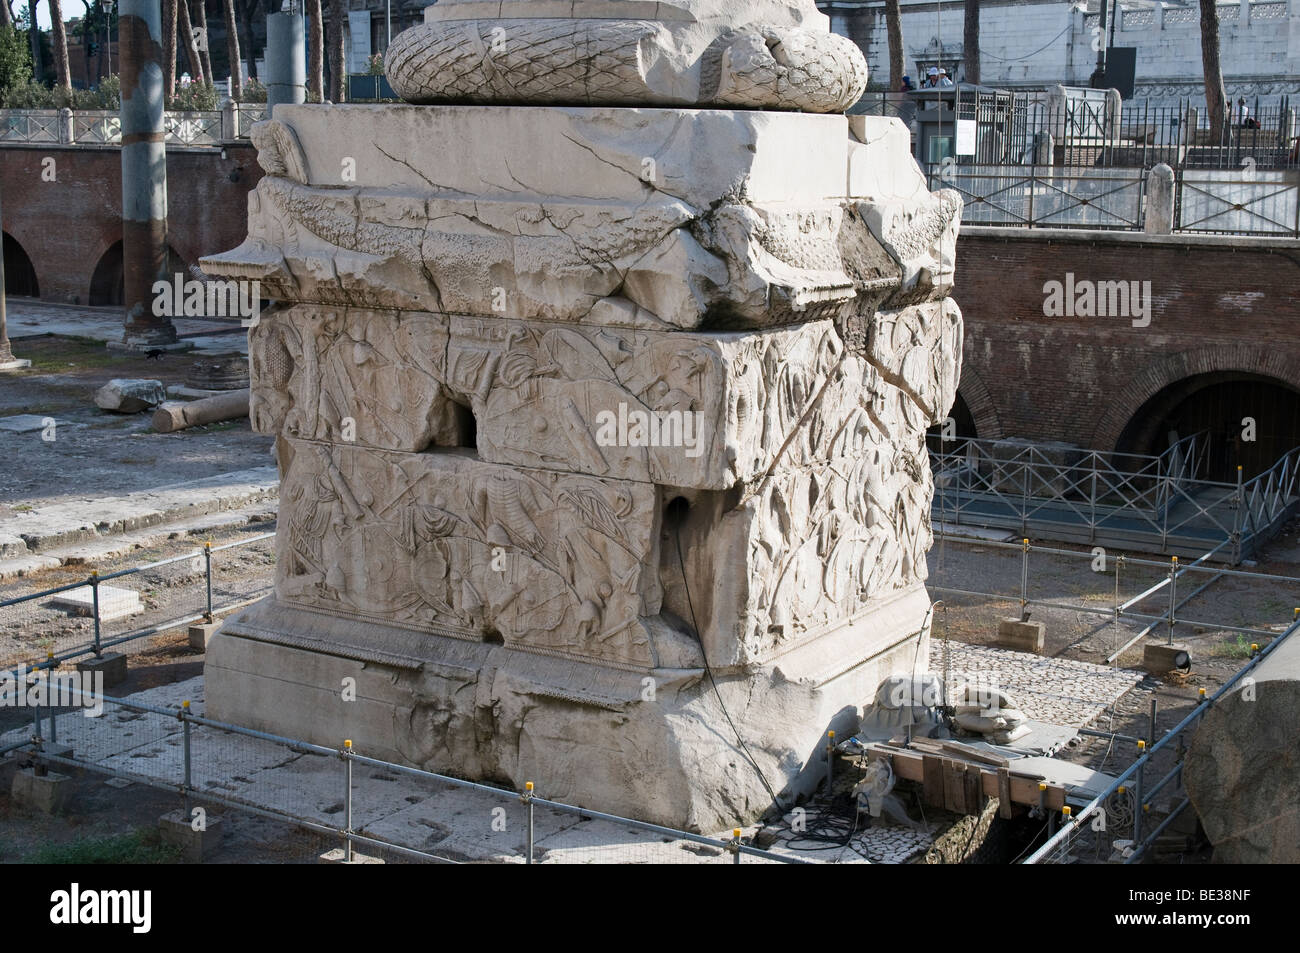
(203, 107, 957, 326)
(248, 299, 961, 490)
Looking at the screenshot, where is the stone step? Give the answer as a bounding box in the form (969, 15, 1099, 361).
(0, 502, 279, 581)
(0, 470, 279, 580)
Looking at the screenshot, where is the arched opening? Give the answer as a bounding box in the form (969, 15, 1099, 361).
(3, 233, 39, 298)
(1116, 373, 1300, 481)
(926, 391, 977, 457)
(87, 241, 189, 306)
(88, 241, 123, 306)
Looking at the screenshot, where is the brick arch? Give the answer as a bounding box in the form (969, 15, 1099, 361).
(86, 239, 192, 306)
(957, 363, 1002, 441)
(1092, 345, 1300, 452)
(3, 231, 40, 297)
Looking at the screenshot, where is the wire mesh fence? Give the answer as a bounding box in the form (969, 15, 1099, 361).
(0, 532, 275, 675)
(930, 533, 1300, 665)
(1022, 616, 1299, 863)
(1, 680, 807, 865)
(930, 434, 1300, 562)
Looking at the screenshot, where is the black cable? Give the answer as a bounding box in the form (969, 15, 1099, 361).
(782, 794, 876, 860)
(673, 523, 782, 809)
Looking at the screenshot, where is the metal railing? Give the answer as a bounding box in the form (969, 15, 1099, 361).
(931, 435, 1300, 562)
(71, 109, 121, 144)
(1089, 96, 1297, 172)
(0, 104, 264, 146)
(1023, 613, 1300, 863)
(2, 680, 807, 865)
(929, 533, 1300, 664)
(0, 532, 275, 677)
(0, 109, 59, 143)
(162, 110, 224, 146)
(1175, 168, 1300, 235)
(925, 164, 1147, 230)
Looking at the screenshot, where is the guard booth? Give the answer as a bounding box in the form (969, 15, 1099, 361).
(908, 85, 1030, 167)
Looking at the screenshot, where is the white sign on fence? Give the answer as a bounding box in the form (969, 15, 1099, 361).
(348, 11, 372, 74)
(956, 119, 977, 157)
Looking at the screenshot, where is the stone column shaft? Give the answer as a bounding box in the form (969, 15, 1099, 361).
(119, 0, 175, 346)
(266, 12, 308, 116)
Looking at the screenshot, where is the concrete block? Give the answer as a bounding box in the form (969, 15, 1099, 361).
(50, 586, 142, 622)
(1143, 642, 1191, 674)
(37, 743, 75, 764)
(319, 847, 385, 864)
(11, 767, 72, 813)
(188, 622, 220, 651)
(996, 618, 1045, 653)
(159, 808, 224, 862)
(0, 413, 49, 433)
(75, 652, 128, 687)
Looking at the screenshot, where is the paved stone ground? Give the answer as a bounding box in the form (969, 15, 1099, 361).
(5, 299, 248, 356)
(930, 641, 1142, 727)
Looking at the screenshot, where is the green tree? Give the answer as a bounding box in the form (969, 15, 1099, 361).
(0, 23, 33, 100)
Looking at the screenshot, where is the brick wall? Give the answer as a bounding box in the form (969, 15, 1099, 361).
(955, 228, 1300, 451)
(0, 143, 263, 305)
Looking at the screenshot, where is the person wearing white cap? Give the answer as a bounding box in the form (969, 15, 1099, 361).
(925, 66, 940, 88)
(937, 67, 954, 88)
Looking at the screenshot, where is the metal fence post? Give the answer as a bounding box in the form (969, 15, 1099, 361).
(1020, 538, 1030, 619)
(522, 781, 535, 864)
(48, 656, 57, 746)
(203, 541, 214, 623)
(1232, 465, 1244, 563)
(90, 569, 102, 657)
(1113, 554, 1122, 630)
(1028, 163, 1036, 226)
(825, 730, 835, 794)
(1133, 740, 1146, 845)
(181, 700, 192, 817)
(1021, 457, 1029, 535)
(1089, 465, 1098, 542)
(731, 828, 742, 864)
(30, 672, 44, 772)
(343, 739, 354, 862)
(1167, 556, 1178, 645)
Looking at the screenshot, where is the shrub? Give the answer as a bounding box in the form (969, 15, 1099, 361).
(240, 77, 267, 104)
(168, 80, 219, 112)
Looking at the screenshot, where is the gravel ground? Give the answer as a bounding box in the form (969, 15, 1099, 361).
(0, 522, 277, 671)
